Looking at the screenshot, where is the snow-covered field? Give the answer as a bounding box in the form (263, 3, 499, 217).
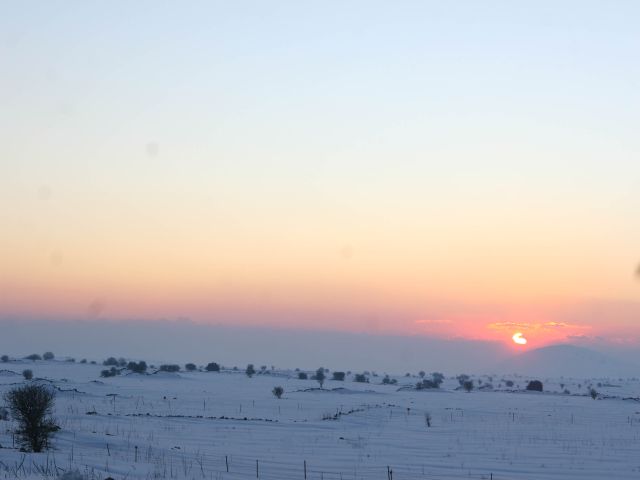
(2, 360, 640, 480)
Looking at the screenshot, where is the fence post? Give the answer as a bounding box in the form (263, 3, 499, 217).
(304, 460, 307, 479)
(256, 459, 259, 478)
(225, 455, 229, 473)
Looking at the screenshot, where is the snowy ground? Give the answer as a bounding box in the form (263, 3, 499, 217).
(1, 360, 640, 480)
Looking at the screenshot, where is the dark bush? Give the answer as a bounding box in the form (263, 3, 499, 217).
(159, 364, 180, 373)
(25, 354, 41, 361)
(127, 361, 147, 374)
(272, 386, 284, 399)
(354, 373, 368, 383)
(314, 368, 326, 388)
(457, 374, 470, 386)
(103, 357, 119, 366)
(185, 363, 197, 371)
(463, 380, 474, 392)
(590, 388, 598, 399)
(100, 367, 118, 378)
(432, 372, 445, 387)
(1, 355, 9, 362)
(80, 359, 87, 364)
(4, 384, 57, 452)
(298, 372, 308, 380)
(419, 371, 426, 378)
(505, 380, 514, 387)
(0, 406, 8, 421)
(332, 371, 345, 381)
(206, 362, 220, 372)
(42, 352, 54, 361)
(246, 364, 256, 377)
(23, 369, 33, 380)
(382, 375, 397, 385)
(417, 379, 440, 389)
(526, 380, 543, 392)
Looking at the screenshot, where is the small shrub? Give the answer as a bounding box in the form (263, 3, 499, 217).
(298, 372, 308, 380)
(382, 375, 397, 385)
(159, 364, 180, 373)
(4, 384, 57, 452)
(432, 372, 445, 387)
(463, 380, 474, 392)
(526, 380, 543, 392)
(1, 355, 8, 362)
(100, 367, 118, 378)
(417, 379, 440, 389)
(332, 371, 345, 381)
(590, 388, 598, 400)
(419, 371, 426, 378)
(505, 380, 514, 388)
(314, 368, 326, 388)
(23, 369, 33, 380)
(246, 364, 256, 377)
(25, 354, 41, 361)
(103, 357, 119, 366)
(127, 361, 147, 374)
(563, 389, 571, 394)
(185, 363, 197, 371)
(354, 373, 368, 383)
(457, 374, 470, 386)
(205, 362, 220, 372)
(0, 406, 8, 420)
(272, 386, 284, 399)
(80, 359, 87, 364)
(42, 352, 54, 361)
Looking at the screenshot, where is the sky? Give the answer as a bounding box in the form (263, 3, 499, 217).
(1, 1, 640, 356)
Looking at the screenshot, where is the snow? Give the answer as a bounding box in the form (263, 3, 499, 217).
(1, 360, 640, 479)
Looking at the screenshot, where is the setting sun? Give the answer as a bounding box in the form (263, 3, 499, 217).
(512, 332, 527, 345)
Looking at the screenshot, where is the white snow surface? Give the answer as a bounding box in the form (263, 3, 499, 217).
(1, 360, 640, 480)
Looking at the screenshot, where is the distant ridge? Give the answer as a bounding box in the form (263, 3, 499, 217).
(496, 344, 638, 378)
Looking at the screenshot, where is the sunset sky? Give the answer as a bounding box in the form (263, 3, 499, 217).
(2, 1, 640, 350)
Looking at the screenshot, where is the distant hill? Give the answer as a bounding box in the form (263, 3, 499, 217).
(496, 344, 638, 378)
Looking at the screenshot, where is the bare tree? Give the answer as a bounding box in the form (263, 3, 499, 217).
(4, 384, 58, 452)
